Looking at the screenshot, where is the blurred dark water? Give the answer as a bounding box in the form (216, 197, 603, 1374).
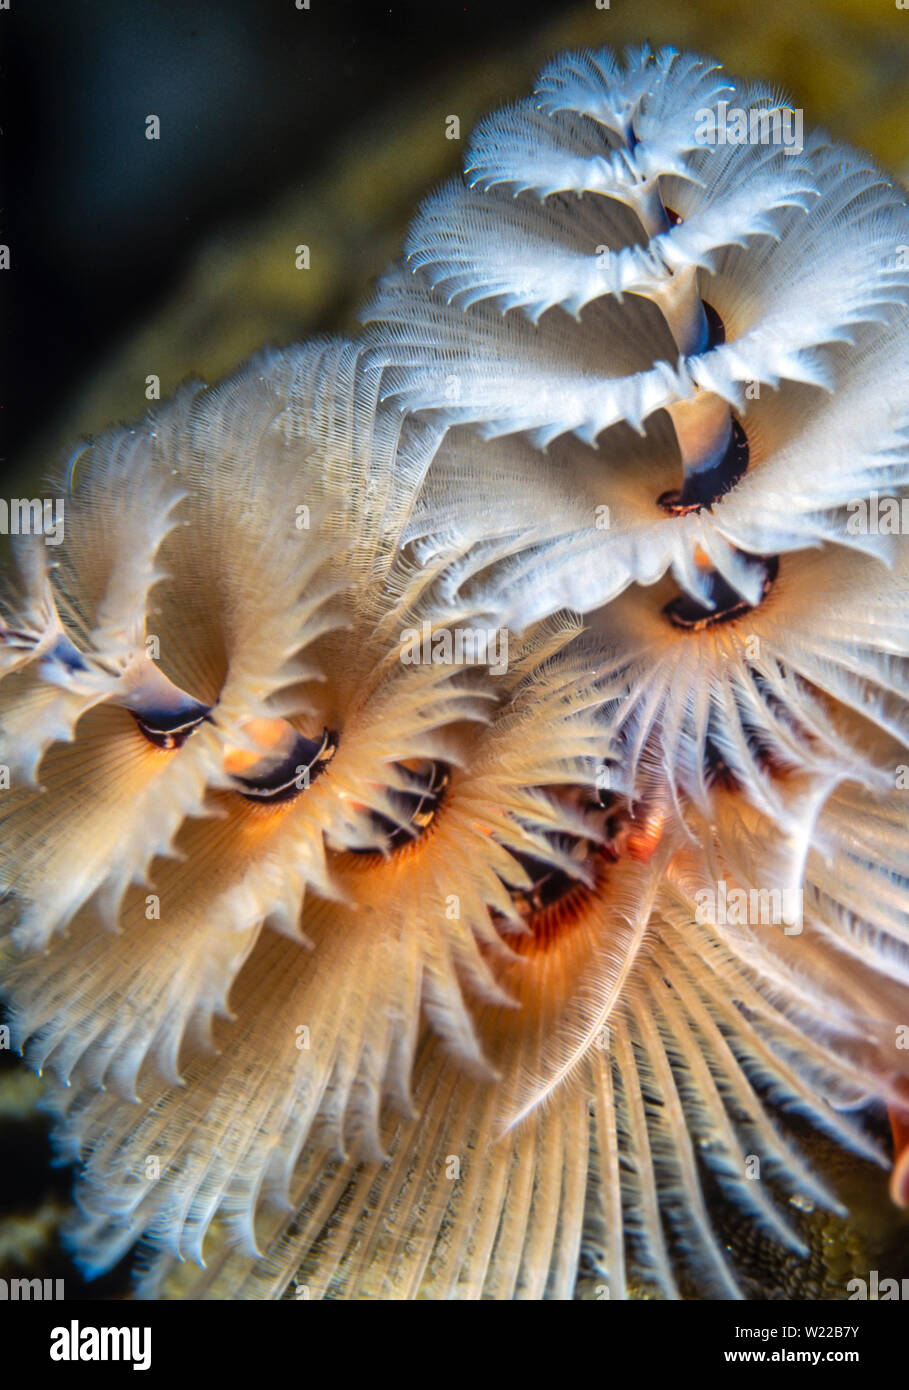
(0, 0, 556, 481)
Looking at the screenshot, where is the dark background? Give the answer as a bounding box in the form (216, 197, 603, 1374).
(0, 0, 559, 482)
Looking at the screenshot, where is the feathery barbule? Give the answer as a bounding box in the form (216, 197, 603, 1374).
(1, 43, 909, 1300)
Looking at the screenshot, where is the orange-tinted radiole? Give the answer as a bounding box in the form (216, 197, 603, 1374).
(889, 1104, 909, 1207)
(495, 789, 665, 951)
(132, 698, 212, 750)
(664, 554, 779, 630)
(350, 758, 450, 853)
(229, 725, 338, 803)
